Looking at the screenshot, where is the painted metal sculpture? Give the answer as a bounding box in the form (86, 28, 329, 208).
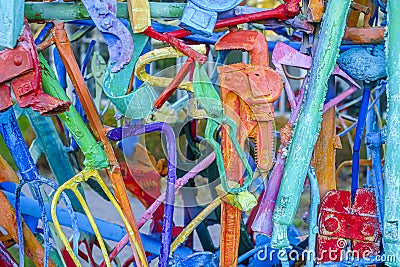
(214, 29, 283, 266)
(80, 0, 134, 72)
(107, 122, 177, 267)
(0, 0, 398, 266)
(0, 106, 79, 267)
(37, 22, 148, 266)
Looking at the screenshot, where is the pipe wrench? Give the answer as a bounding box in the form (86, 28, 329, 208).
(215, 29, 283, 176)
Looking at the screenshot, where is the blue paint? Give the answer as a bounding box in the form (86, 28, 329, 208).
(170, 252, 219, 266)
(179, 0, 241, 36)
(351, 84, 371, 201)
(365, 129, 385, 233)
(250, 227, 301, 267)
(0, 107, 79, 267)
(80, 39, 96, 76)
(338, 82, 386, 138)
(337, 46, 387, 82)
(34, 22, 53, 45)
(2, 189, 193, 258)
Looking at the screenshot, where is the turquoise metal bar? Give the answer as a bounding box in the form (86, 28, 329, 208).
(271, 0, 351, 249)
(384, 1, 400, 265)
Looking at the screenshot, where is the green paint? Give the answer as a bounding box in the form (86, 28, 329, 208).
(384, 1, 400, 265)
(13, 105, 84, 212)
(271, 0, 351, 249)
(39, 54, 109, 170)
(24, 2, 185, 21)
(193, 63, 254, 194)
(102, 31, 158, 119)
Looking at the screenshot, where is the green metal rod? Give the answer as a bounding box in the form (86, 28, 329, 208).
(39, 53, 109, 170)
(384, 1, 400, 266)
(24, 2, 185, 21)
(270, 0, 351, 249)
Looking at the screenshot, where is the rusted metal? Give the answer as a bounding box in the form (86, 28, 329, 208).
(317, 189, 381, 263)
(343, 27, 385, 44)
(350, 1, 371, 20)
(0, 19, 70, 115)
(37, 21, 148, 267)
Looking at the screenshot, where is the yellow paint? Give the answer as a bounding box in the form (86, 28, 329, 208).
(127, 0, 151, 33)
(134, 45, 206, 92)
(51, 169, 148, 266)
(170, 198, 222, 254)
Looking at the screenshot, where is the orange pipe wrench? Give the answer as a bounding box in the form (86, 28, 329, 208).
(215, 29, 283, 266)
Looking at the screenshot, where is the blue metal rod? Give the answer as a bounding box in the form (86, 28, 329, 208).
(338, 83, 386, 138)
(366, 131, 385, 234)
(351, 83, 371, 201)
(81, 39, 96, 76)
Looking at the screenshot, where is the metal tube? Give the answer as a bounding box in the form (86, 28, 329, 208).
(351, 84, 371, 201)
(383, 1, 400, 264)
(24, 2, 186, 21)
(271, 0, 351, 249)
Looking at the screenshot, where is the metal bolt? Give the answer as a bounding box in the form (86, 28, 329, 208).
(14, 55, 23, 66)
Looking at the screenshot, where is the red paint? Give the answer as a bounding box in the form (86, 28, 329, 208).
(317, 189, 381, 263)
(0, 19, 70, 115)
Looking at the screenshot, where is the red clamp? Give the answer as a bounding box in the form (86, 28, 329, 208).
(0, 19, 70, 115)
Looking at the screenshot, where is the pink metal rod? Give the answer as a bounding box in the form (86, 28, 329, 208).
(322, 85, 358, 113)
